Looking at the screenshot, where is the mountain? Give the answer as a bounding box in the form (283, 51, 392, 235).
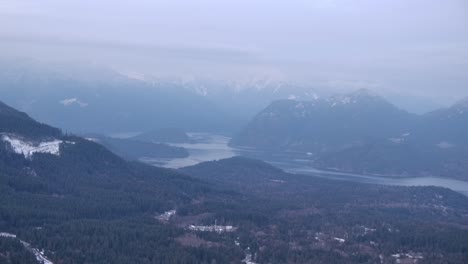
(181, 156, 285, 190)
(0, 59, 240, 134)
(0, 100, 244, 263)
(416, 97, 468, 146)
(0, 101, 61, 140)
(2, 100, 468, 263)
(230, 90, 468, 179)
(314, 97, 468, 178)
(132, 128, 193, 144)
(231, 89, 416, 152)
(151, 77, 325, 122)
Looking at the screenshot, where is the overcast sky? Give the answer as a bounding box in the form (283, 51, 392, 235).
(1, 0, 467, 106)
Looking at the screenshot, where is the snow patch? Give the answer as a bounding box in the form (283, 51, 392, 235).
(242, 247, 257, 264)
(388, 133, 411, 144)
(242, 253, 257, 264)
(270, 179, 285, 183)
(59, 98, 88, 107)
(1, 135, 73, 158)
(309, 93, 319, 100)
(333, 237, 345, 243)
(436, 142, 454, 149)
(27, 246, 54, 264)
(363, 227, 376, 235)
(341, 97, 351, 104)
(0, 232, 53, 264)
(156, 210, 176, 222)
(295, 102, 304, 109)
(187, 224, 236, 233)
(327, 95, 357, 107)
(391, 252, 423, 262)
(389, 138, 404, 143)
(194, 86, 208, 96)
(0, 232, 16, 238)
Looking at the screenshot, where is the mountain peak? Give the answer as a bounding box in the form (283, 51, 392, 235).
(349, 88, 379, 98)
(0, 100, 29, 119)
(453, 97, 468, 108)
(327, 89, 386, 107)
(0, 100, 62, 139)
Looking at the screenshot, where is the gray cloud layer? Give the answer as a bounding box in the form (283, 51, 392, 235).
(1, 0, 467, 105)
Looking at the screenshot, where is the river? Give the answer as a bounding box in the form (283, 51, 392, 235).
(143, 133, 468, 196)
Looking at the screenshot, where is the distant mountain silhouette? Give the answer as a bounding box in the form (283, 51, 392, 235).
(231, 90, 468, 180)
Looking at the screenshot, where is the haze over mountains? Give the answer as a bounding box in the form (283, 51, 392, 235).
(0, 59, 460, 137)
(0, 59, 329, 134)
(0, 59, 239, 134)
(231, 90, 468, 179)
(2, 58, 468, 181)
(1, 0, 468, 263)
(0, 99, 245, 263)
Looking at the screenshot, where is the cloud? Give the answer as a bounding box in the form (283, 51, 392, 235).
(59, 98, 88, 107)
(0, 0, 467, 107)
(0, 33, 260, 63)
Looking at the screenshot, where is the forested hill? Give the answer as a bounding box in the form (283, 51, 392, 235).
(0, 62, 241, 134)
(0, 100, 242, 263)
(0, 100, 61, 139)
(230, 90, 468, 180)
(1, 100, 468, 263)
(182, 157, 468, 263)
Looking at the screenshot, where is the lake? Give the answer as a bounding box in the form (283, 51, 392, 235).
(145, 133, 468, 196)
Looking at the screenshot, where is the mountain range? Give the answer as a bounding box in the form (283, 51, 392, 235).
(0, 59, 240, 134)
(0, 99, 242, 263)
(1, 100, 468, 263)
(231, 89, 468, 179)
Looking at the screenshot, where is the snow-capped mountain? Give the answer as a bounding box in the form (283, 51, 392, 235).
(0, 59, 239, 134)
(230, 89, 416, 151)
(414, 96, 468, 147)
(450, 97, 468, 115)
(144, 76, 325, 121)
(230, 90, 468, 179)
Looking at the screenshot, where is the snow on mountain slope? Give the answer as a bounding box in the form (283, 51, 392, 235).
(1, 134, 74, 158)
(0, 232, 54, 264)
(59, 98, 89, 107)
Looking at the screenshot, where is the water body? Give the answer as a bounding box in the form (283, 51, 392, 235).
(147, 133, 468, 196)
(142, 133, 237, 168)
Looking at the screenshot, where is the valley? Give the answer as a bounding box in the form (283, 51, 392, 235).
(144, 132, 468, 196)
(2, 100, 468, 263)
(2, 2, 468, 263)
(230, 91, 468, 181)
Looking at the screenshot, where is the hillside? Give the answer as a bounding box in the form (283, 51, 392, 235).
(1, 100, 468, 263)
(0, 100, 243, 263)
(230, 90, 468, 179)
(0, 60, 240, 134)
(181, 157, 468, 263)
(0, 101, 61, 139)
